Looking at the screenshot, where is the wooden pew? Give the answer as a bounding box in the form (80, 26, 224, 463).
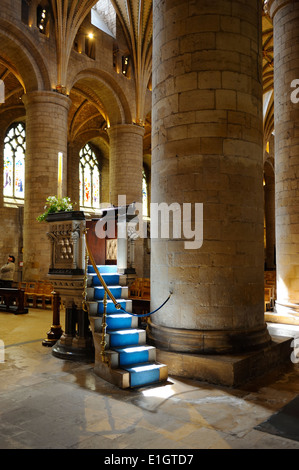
(264, 270, 276, 311)
(129, 278, 151, 327)
(23, 281, 54, 309)
(0, 288, 28, 315)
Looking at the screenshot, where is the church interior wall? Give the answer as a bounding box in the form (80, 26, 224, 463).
(1, 0, 297, 389)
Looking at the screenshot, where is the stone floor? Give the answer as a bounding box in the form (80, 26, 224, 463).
(1, 307, 299, 451)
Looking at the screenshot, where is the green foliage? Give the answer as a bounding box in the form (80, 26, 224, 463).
(36, 195, 74, 222)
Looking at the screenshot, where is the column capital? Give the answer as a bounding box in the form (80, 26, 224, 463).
(267, 0, 294, 19)
(22, 90, 71, 112)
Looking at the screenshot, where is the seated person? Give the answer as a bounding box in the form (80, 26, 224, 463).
(0, 255, 16, 288)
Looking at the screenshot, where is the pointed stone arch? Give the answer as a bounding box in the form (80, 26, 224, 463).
(0, 18, 51, 92)
(68, 68, 132, 127)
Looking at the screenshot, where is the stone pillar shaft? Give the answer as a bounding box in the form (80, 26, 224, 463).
(108, 124, 144, 206)
(22, 91, 70, 280)
(67, 141, 81, 206)
(268, 0, 299, 315)
(149, 0, 271, 354)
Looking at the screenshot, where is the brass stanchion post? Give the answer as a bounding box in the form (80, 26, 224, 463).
(42, 291, 63, 347)
(101, 291, 108, 363)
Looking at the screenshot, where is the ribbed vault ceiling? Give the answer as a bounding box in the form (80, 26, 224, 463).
(0, 0, 274, 157)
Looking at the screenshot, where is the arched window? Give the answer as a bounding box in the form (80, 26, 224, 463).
(79, 143, 100, 210)
(3, 122, 25, 204)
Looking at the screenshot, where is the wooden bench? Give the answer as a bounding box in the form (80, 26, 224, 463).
(0, 288, 28, 315)
(264, 270, 276, 311)
(129, 278, 151, 327)
(129, 278, 150, 300)
(23, 281, 54, 309)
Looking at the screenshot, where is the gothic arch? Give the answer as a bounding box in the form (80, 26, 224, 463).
(0, 18, 51, 92)
(68, 69, 132, 128)
(264, 157, 275, 182)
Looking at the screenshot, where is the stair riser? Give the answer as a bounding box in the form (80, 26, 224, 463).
(107, 329, 146, 348)
(88, 273, 127, 287)
(88, 265, 117, 274)
(107, 347, 156, 368)
(119, 348, 156, 367)
(97, 300, 132, 314)
(89, 315, 138, 332)
(87, 300, 132, 315)
(87, 286, 128, 301)
(94, 274, 120, 286)
(125, 364, 168, 388)
(94, 350, 168, 389)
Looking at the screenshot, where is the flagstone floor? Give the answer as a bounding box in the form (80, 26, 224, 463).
(1, 307, 299, 450)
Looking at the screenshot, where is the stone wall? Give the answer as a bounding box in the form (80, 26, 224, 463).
(0, 207, 22, 282)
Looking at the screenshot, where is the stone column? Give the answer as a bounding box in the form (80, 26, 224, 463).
(149, 0, 272, 360)
(108, 123, 145, 278)
(268, 0, 299, 316)
(22, 91, 70, 281)
(107, 124, 144, 206)
(67, 141, 81, 206)
(101, 156, 110, 204)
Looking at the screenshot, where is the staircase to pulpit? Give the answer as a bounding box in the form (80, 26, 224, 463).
(84, 206, 169, 389)
(86, 263, 168, 388)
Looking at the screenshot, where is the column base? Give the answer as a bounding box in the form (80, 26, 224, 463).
(155, 335, 292, 387)
(147, 320, 272, 355)
(52, 339, 94, 362)
(42, 325, 63, 347)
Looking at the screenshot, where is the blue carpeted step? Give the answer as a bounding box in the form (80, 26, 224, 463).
(106, 313, 137, 330)
(114, 345, 156, 366)
(88, 264, 117, 274)
(122, 362, 168, 388)
(87, 263, 169, 389)
(93, 285, 123, 300)
(89, 272, 120, 286)
(96, 299, 131, 314)
(107, 328, 146, 348)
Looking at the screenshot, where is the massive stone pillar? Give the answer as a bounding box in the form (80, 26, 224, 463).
(107, 124, 144, 206)
(148, 0, 289, 384)
(22, 91, 70, 280)
(268, 0, 299, 316)
(108, 123, 145, 278)
(67, 141, 81, 206)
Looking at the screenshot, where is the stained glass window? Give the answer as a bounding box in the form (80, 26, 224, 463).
(3, 122, 25, 202)
(79, 143, 100, 210)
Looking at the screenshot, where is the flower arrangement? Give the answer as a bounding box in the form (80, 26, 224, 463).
(37, 195, 75, 222)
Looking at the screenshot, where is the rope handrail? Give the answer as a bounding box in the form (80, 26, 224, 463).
(84, 234, 172, 318)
